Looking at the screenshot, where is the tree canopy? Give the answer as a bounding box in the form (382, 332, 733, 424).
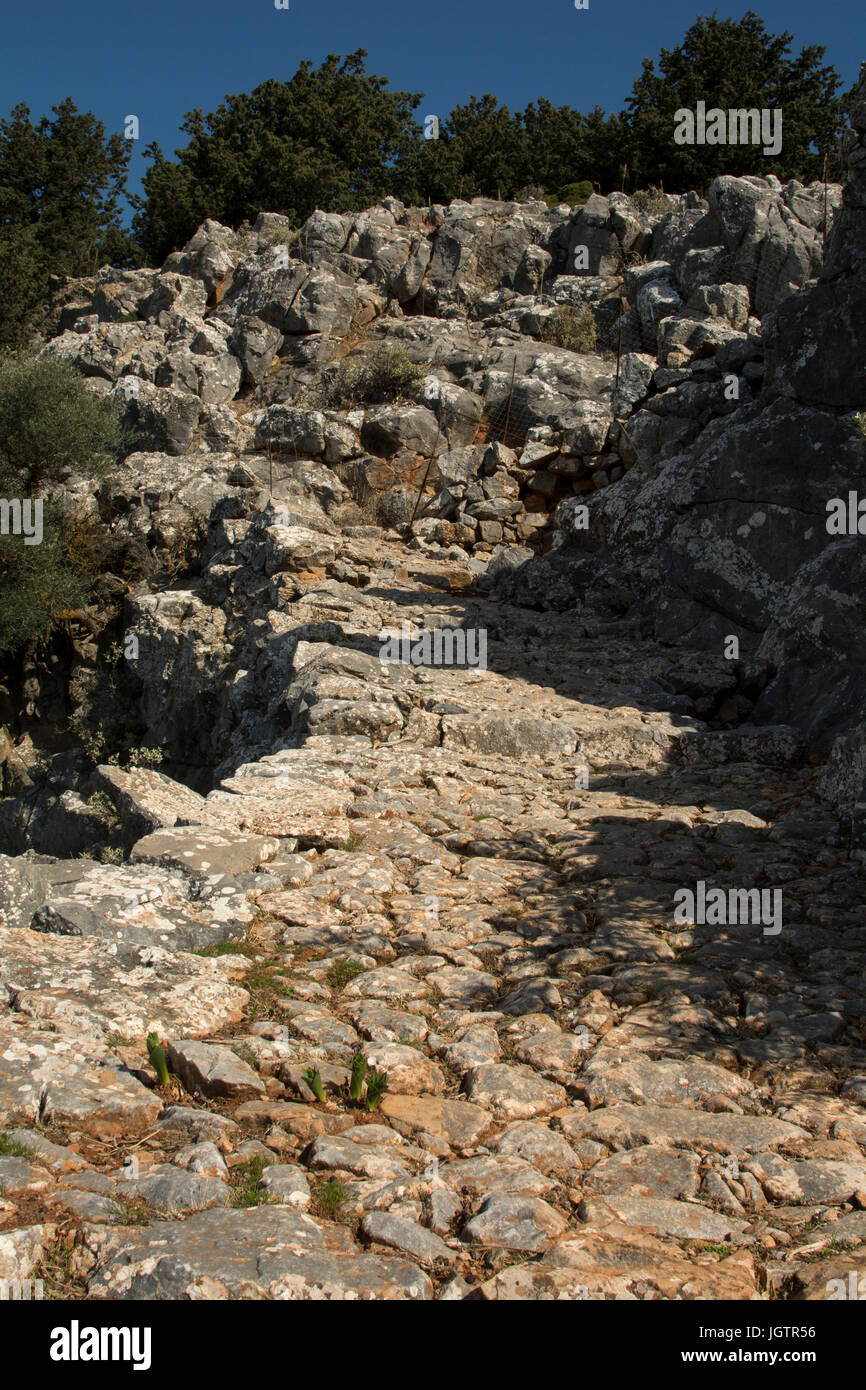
(0, 20, 853, 343)
(623, 11, 845, 189)
(0, 99, 139, 346)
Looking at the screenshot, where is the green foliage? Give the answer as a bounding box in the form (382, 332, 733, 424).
(146, 1033, 171, 1087)
(364, 1068, 389, 1112)
(554, 180, 596, 208)
(306, 347, 427, 410)
(0, 99, 140, 345)
(631, 186, 671, 217)
(339, 831, 367, 852)
(0, 1131, 34, 1158)
(258, 225, 300, 250)
(349, 1052, 368, 1103)
(75, 721, 165, 773)
(127, 746, 164, 769)
(325, 959, 368, 991)
(134, 51, 424, 262)
(194, 940, 255, 959)
(0, 503, 99, 654)
(229, 1154, 275, 1208)
(623, 11, 845, 190)
(0, 352, 122, 493)
(302, 1067, 327, 1103)
(312, 1178, 350, 1222)
(231, 1042, 259, 1070)
(540, 305, 598, 354)
(86, 791, 118, 823)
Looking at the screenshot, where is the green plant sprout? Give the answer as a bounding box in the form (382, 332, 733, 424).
(146, 1032, 170, 1087)
(302, 1067, 326, 1103)
(349, 1052, 368, 1103)
(364, 1068, 389, 1112)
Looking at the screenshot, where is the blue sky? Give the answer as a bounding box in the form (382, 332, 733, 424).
(1, 0, 861, 211)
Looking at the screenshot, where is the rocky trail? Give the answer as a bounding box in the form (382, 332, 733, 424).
(1, 61, 864, 1307)
(2, 532, 865, 1301)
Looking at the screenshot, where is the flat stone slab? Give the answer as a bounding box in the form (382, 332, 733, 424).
(166, 1041, 265, 1101)
(259, 1164, 311, 1209)
(131, 826, 280, 878)
(92, 765, 208, 837)
(475, 1224, 758, 1301)
(439, 1155, 555, 1198)
(303, 1134, 411, 1182)
(379, 1094, 494, 1148)
(0, 1157, 54, 1196)
(41, 1064, 161, 1139)
(0, 855, 251, 953)
(86, 1206, 433, 1300)
(490, 1122, 582, 1177)
(122, 1166, 229, 1215)
(463, 1063, 567, 1120)
(789, 1159, 866, 1205)
(513, 1030, 592, 1084)
(425, 966, 498, 1007)
(0, 930, 249, 1043)
(577, 1056, 752, 1109)
(580, 1193, 750, 1243)
(3, 1129, 88, 1172)
(361, 1211, 456, 1265)
(581, 1144, 701, 1200)
(463, 1194, 567, 1251)
(0, 1027, 160, 1136)
(363, 1043, 446, 1096)
(561, 1103, 809, 1154)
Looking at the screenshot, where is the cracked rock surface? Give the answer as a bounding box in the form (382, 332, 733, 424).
(2, 550, 864, 1299)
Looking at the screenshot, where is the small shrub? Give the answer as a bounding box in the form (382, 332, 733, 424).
(0, 503, 112, 655)
(0, 351, 123, 492)
(195, 941, 254, 959)
(161, 507, 207, 580)
(87, 791, 118, 822)
(231, 1042, 259, 1070)
(308, 347, 427, 409)
(259, 225, 300, 252)
(558, 180, 596, 207)
(631, 186, 670, 217)
(125, 746, 164, 769)
(540, 304, 597, 354)
(340, 832, 366, 852)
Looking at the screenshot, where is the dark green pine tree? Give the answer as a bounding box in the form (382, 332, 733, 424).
(133, 51, 424, 263)
(0, 99, 138, 345)
(440, 95, 529, 200)
(622, 10, 845, 192)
